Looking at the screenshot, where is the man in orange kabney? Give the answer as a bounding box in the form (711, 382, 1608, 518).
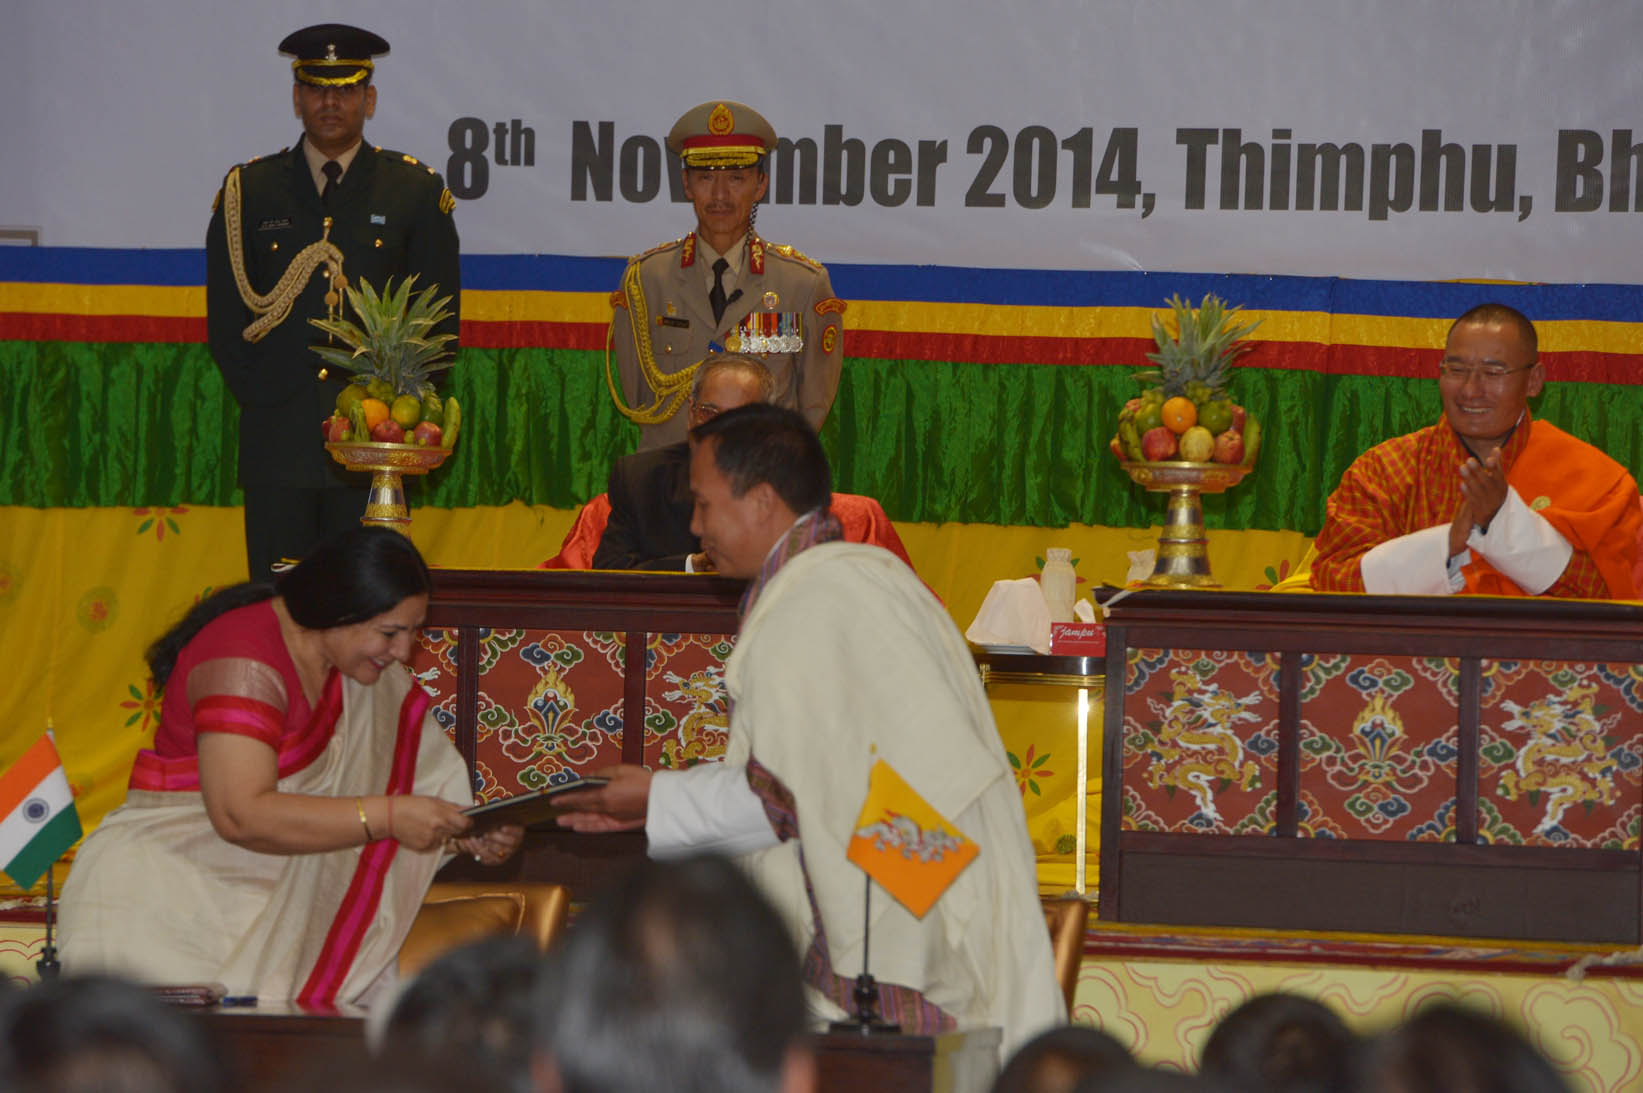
(1308, 302, 1638, 598)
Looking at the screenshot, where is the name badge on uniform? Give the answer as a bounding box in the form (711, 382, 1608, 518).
(371, 214, 386, 225)
(734, 311, 804, 354)
(658, 316, 690, 329)
(256, 217, 292, 232)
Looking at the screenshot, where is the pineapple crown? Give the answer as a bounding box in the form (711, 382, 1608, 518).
(308, 275, 457, 398)
(1134, 292, 1261, 398)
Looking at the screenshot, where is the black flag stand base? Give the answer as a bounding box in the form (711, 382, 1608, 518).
(828, 875, 902, 1035)
(828, 972, 903, 1035)
(36, 863, 60, 980)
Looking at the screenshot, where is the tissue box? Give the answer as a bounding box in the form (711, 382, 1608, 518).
(1050, 622, 1106, 656)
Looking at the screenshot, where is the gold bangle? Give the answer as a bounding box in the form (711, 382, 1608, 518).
(356, 797, 375, 842)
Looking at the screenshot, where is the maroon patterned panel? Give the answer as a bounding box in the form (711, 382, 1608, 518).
(412, 629, 627, 802)
(1297, 655, 1457, 842)
(1478, 660, 1643, 850)
(641, 633, 736, 771)
(409, 626, 461, 742)
(1121, 649, 1279, 834)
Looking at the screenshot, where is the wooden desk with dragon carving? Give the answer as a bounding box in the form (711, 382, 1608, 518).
(416, 569, 744, 891)
(1096, 589, 1643, 943)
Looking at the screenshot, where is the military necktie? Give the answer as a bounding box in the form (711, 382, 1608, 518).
(321, 160, 342, 204)
(709, 257, 731, 324)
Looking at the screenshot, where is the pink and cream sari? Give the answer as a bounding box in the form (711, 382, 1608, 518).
(59, 664, 469, 1006)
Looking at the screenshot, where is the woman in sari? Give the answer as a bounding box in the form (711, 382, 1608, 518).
(59, 528, 522, 1005)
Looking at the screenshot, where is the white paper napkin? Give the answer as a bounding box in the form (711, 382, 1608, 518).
(1125, 550, 1156, 585)
(965, 577, 1052, 654)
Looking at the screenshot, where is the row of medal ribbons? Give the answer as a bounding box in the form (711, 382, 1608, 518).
(728, 311, 804, 354)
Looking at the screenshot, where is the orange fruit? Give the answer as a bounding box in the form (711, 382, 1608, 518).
(360, 397, 391, 431)
(1161, 396, 1198, 434)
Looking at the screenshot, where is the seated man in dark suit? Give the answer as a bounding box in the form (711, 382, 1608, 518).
(593, 354, 773, 571)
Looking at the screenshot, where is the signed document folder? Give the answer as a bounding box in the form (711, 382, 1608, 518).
(462, 777, 610, 832)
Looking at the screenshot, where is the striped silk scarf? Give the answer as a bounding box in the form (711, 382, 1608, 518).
(735, 508, 957, 1032)
(737, 507, 844, 619)
(746, 757, 957, 1034)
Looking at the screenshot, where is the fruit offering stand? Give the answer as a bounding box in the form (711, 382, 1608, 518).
(1111, 294, 1262, 589)
(1119, 461, 1251, 588)
(311, 276, 461, 533)
(324, 441, 452, 532)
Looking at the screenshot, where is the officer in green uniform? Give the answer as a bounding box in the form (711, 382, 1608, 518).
(608, 100, 845, 450)
(206, 23, 460, 578)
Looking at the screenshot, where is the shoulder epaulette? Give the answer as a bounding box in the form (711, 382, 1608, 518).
(629, 237, 687, 264)
(764, 241, 825, 272)
(369, 147, 444, 182)
(222, 152, 275, 197)
(610, 289, 628, 310)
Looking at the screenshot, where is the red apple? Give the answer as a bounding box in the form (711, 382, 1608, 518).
(371, 419, 406, 444)
(412, 421, 444, 447)
(324, 415, 350, 442)
(1140, 426, 1178, 462)
(1230, 404, 1247, 432)
(1212, 428, 1245, 464)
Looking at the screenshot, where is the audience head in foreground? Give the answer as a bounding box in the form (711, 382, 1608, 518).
(275, 1052, 483, 1093)
(1198, 991, 1355, 1093)
(0, 975, 226, 1093)
(993, 1024, 1136, 1093)
(380, 934, 543, 1089)
(1351, 1002, 1570, 1093)
(532, 854, 813, 1093)
(1072, 1068, 1230, 1092)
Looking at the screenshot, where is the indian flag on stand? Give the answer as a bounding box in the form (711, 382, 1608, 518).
(845, 758, 979, 918)
(0, 734, 82, 890)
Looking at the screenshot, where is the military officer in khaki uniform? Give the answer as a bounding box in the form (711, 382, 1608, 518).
(206, 24, 460, 578)
(608, 100, 845, 450)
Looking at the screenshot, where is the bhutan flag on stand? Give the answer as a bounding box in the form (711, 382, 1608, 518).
(845, 759, 979, 918)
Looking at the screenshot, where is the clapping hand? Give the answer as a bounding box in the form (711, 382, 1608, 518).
(1458, 449, 1508, 529)
(1450, 449, 1508, 556)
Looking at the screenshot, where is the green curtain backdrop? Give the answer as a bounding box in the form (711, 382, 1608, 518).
(4, 340, 1637, 534)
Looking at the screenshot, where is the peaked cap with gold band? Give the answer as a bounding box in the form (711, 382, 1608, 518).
(666, 101, 776, 169)
(279, 23, 389, 87)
